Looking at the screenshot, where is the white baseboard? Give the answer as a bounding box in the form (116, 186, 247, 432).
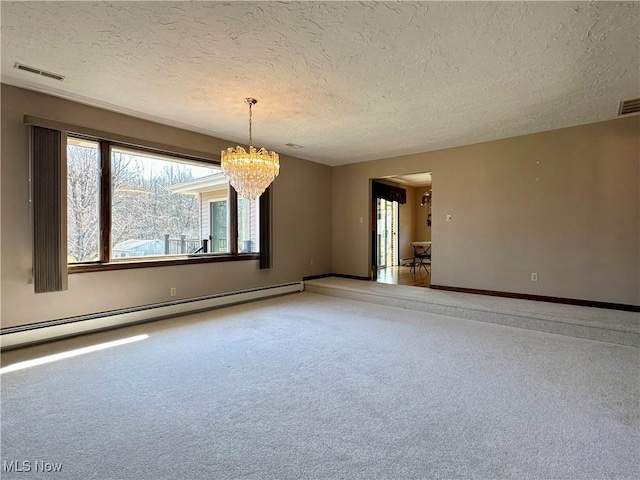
(1, 282, 303, 350)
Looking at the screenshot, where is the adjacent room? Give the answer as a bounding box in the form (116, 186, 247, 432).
(372, 173, 433, 288)
(1, 2, 638, 479)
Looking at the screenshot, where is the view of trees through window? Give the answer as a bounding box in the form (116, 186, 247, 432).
(67, 138, 245, 263)
(110, 146, 217, 259)
(67, 138, 100, 262)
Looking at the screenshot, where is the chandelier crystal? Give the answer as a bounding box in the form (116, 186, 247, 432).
(221, 98, 280, 201)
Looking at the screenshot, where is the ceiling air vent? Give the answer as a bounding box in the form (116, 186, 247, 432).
(618, 98, 640, 116)
(14, 62, 65, 81)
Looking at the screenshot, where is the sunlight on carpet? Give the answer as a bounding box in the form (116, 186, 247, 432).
(0, 334, 149, 374)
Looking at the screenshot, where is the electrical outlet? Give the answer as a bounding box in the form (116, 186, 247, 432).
(531, 273, 538, 282)
(170, 287, 177, 296)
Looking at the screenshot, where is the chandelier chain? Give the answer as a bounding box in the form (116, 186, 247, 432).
(248, 101, 253, 146)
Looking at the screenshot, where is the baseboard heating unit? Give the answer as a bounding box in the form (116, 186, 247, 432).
(1, 282, 304, 350)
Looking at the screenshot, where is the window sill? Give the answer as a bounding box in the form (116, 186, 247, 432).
(68, 253, 259, 274)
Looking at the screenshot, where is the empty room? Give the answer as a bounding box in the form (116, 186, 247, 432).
(1, 2, 638, 479)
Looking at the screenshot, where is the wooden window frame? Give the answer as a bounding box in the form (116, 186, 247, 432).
(66, 134, 260, 274)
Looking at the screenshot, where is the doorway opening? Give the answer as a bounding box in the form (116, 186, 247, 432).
(372, 173, 432, 288)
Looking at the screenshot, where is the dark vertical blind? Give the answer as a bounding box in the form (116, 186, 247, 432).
(32, 126, 68, 293)
(229, 187, 239, 255)
(259, 186, 273, 269)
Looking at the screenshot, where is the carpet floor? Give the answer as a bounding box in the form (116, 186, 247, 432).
(1, 292, 638, 479)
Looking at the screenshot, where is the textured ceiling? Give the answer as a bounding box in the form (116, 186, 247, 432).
(2, 1, 638, 166)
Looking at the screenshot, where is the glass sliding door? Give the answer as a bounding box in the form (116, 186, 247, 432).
(376, 198, 398, 268)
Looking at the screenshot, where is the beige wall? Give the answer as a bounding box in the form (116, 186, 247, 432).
(412, 186, 432, 244)
(2, 85, 638, 328)
(333, 117, 640, 306)
(1, 85, 333, 327)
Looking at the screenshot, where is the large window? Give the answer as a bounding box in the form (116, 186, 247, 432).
(66, 134, 260, 270)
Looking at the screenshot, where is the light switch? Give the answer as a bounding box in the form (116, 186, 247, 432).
(446, 214, 452, 222)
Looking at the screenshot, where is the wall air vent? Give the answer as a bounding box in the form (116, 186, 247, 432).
(618, 98, 640, 116)
(14, 62, 65, 81)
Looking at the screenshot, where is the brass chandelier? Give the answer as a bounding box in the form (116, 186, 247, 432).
(221, 98, 280, 201)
